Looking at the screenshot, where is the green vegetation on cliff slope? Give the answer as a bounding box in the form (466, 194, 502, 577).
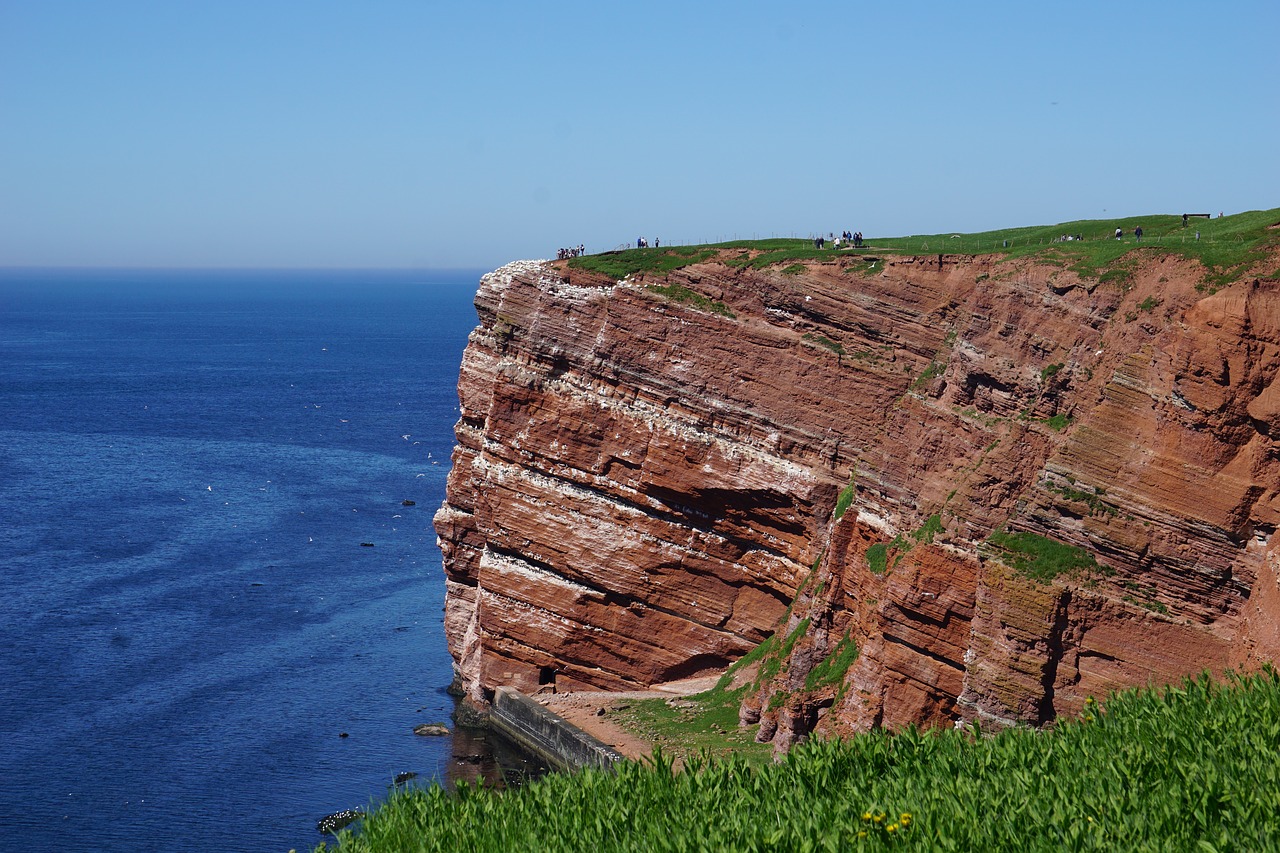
(317, 670, 1280, 852)
(608, 684, 772, 766)
(643, 282, 734, 318)
(986, 529, 1099, 582)
(568, 208, 1280, 289)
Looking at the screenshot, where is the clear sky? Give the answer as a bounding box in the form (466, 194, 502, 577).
(1, 1, 1276, 270)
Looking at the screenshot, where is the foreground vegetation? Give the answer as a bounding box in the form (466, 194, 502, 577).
(568, 208, 1280, 291)
(317, 669, 1280, 852)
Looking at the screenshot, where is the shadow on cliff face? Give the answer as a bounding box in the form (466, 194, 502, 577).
(644, 484, 809, 536)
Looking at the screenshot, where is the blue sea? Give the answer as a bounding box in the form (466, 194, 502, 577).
(0, 269, 532, 851)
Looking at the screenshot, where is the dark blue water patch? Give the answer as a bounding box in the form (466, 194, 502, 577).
(0, 269, 514, 852)
(0, 268, 482, 462)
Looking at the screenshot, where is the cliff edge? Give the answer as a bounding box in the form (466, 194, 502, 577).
(435, 215, 1280, 746)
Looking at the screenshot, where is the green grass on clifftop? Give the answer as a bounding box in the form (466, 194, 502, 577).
(567, 208, 1280, 287)
(568, 245, 718, 279)
(317, 670, 1280, 852)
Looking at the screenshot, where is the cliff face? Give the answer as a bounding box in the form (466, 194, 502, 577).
(435, 245, 1280, 743)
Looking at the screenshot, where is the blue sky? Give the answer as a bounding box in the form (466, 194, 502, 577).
(1, 1, 1276, 270)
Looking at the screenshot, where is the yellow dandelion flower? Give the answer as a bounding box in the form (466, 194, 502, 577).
(873, 813, 884, 823)
(857, 831, 867, 839)
(900, 812, 912, 822)
(887, 824, 899, 833)
(862, 811, 872, 822)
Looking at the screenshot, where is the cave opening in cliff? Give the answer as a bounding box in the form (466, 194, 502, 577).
(662, 653, 732, 683)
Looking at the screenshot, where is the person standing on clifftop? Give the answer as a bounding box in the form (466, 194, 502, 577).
(1115, 227, 1123, 240)
(1135, 225, 1143, 242)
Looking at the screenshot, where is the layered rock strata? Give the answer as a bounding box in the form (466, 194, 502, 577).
(435, 245, 1280, 743)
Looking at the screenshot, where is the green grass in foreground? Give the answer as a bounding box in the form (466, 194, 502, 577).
(316, 670, 1280, 852)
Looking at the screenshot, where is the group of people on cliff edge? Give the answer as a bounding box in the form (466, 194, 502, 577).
(557, 244, 585, 259)
(814, 231, 863, 249)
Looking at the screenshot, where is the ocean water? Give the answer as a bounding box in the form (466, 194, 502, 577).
(0, 268, 525, 851)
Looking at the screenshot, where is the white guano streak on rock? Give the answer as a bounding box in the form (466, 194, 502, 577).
(471, 449, 800, 570)
(533, 371, 818, 494)
(480, 546, 598, 598)
(856, 508, 898, 537)
(476, 459, 792, 593)
(471, 452, 645, 518)
(481, 587, 607, 637)
(475, 263, 822, 497)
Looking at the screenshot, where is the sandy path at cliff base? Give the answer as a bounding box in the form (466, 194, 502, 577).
(534, 675, 723, 761)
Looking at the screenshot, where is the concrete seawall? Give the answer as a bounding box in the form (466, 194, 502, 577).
(490, 687, 624, 771)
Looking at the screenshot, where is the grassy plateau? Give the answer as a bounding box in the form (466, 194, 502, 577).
(568, 208, 1280, 292)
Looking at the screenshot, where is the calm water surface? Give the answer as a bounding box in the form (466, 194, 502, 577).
(0, 268, 531, 852)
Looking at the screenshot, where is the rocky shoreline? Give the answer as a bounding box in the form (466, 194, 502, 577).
(532, 675, 723, 761)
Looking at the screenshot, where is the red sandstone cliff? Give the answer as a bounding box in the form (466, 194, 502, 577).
(434, 240, 1280, 745)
